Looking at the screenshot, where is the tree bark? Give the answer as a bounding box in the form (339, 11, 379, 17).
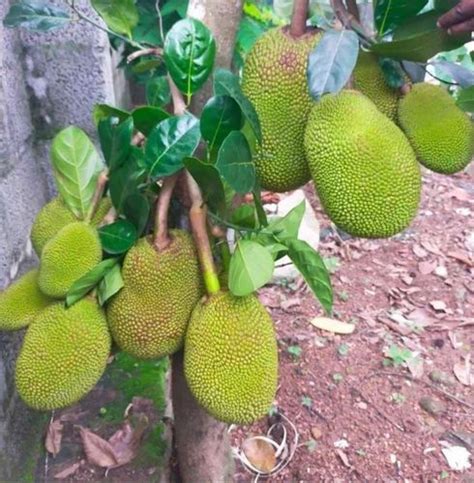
(171, 1, 244, 482)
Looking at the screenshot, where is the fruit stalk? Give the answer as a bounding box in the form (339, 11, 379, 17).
(290, 0, 309, 38)
(85, 170, 108, 223)
(154, 174, 179, 251)
(345, 0, 360, 21)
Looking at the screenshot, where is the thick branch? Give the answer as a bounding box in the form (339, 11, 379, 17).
(345, 0, 360, 22)
(290, 0, 309, 38)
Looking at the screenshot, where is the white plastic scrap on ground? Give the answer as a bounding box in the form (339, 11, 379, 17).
(441, 444, 472, 471)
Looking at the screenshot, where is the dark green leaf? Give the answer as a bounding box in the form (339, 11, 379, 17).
(132, 106, 170, 136)
(228, 240, 274, 296)
(98, 116, 134, 171)
(109, 156, 146, 214)
(146, 76, 171, 107)
(3, 0, 70, 32)
(98, 220, 138, 255)
(132, 2, 161, 45)
(231, 204, 257, 229)
(90, 0, 139, 38)
(252, 185, 268, 227)
(145, 114, 200, 180)
(265, 201, 305, 241)
(371, 11, 470, 62)
(307, 29, 359, 100)
(160, 0, 189, 17)
(164, 18, 216, 102)
(123, 193, 151, 235)
(201, 96, 243, 151)
(183, 157, 225, 213)
(51, 126, 103, 219)
(379, 58, 407, 89)
(66, 258, 118, 307)
(374, 0, 429, 35)
(456, 86, 474, 112)
(434, 0, 457, 12)
(216, 131, 255, 194)
(214, 68, 262, 143)
(93, 104, 130, 126)
(286, 239, 333, 314)
(98, 264, 124, 306)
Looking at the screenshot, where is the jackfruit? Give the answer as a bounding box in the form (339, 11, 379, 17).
(242, 27, 321, 192)
(398, 83, 474, 174)
(38, 222, 102, 298)
(184, 292, 278, 424)
(15, 298, 111, 410)
(304, 90, 421, 238)
(107, 230, 202, 359)
(0, 269, 52, 331)
(352, 52, 401, 121)
(31, 197, 111, 255)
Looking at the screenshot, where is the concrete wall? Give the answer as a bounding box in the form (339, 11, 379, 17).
(0, 1, 124, 477)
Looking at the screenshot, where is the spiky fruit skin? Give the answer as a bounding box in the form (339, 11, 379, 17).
(31, 197, 111, 256)
(242, 27, 321, 192)
(107, 230, 202, 360)
(352, 52, 401, 121)
(0, 269, 52, 331)
(304, 90, 421, 239)
(38, 222, 102, 298)
(184, 292, 278, 424)
(15, 299, 111, 410)
(398, 83, 474, 174)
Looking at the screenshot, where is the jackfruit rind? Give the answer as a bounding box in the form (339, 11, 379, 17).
(38, 222, 102, 298)
(184, 292, 278, 424)
(107, 230, 202, 359)
(398, 83, 474, 174)
(304, 90, 421, 238)
(15, 299, 111, 410)
(0, 269, 52, 331)
(242, 27, 321, 192)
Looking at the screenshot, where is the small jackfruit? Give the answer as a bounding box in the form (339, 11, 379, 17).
(15, 298, 111, 410)
(352, 52, 401, 121)
(184, 292, 278, 424)
(398, 83, 474, 174)
(38, 222, 102, 298)
(242, 27, 321, 192)
(0, 269, 52, 331)
(107, 230, 202, 359)
(304, 90, 421, 238)
(31, 197, 111, 255)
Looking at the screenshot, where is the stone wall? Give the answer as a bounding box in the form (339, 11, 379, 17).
(0, 1, 124, 477)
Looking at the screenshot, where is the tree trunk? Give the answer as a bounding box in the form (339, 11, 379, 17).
(171, 1, 243, 482)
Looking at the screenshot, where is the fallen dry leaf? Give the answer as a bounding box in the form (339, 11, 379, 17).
(453, 355, 473, 387)
(447, 251, 473, 267)
(418, 260, 438, 275)
(242, 437, 277, 473)
(310, 317, 355, 335)
(407, 308, 434, 327)
(79, 427, 118, 468)
(45, 419, 64, 457)
(420, 241, 443, 256)
(54, 462, 81, 479)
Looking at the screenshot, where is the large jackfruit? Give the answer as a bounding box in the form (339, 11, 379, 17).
(304, 90, 421, 238)
(242, 27, 321, 192)
(0, 269, 52, 331)
(31, 197, 111, 255)
(107, 230, 202, 360)
(398, 83, 474, 174)
(15, 298, 111, 410)
(352, 52, 401, 121)
(38, 222, 102, 298)
(184, 292, 278, 424)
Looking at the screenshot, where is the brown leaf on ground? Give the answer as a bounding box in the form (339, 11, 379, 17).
(53, 462, 81, 479)
(45, 419, 64, 457)
(310, 317, 355, 335)
(79, 427, 118, 468)
(242, 437, 277, 473)
(447, 251, 473, 267)
(453, 355, 473, 387)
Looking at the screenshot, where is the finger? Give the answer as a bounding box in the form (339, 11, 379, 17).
(437, 0, 474, 28)
(447, 16, 474, 34)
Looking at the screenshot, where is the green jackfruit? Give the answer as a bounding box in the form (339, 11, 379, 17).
(15, 299, 111, 410)
(353, 52, 401, 121)
(184, 292, 278, 424)
(38, 222, 102, 298)
(398, 83, 474, 174)
(242, 27, 321, 192)
(304, 90, 421, 238)
(107, 230, 202, 359)
(0, 269, 52, 331)
(31, 197, 111, 255)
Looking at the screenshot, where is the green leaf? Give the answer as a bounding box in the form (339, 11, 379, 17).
(98, 263, 124, 306)
(456, 86, 474, 112)
(98, 116, 134, 172)
(123, 193, 150, 235)
(307, 29, 359, 100)
(213, 68, 262, 143)
(145, 114, 201, 180)
(93, 104, 130, 126)
(51, 126, 103, 219)
(131, 2, 161, 45)
(228, 240, 274, 296)
(201, 96, 243, 151)
(266, 201, 305, 241)
(371, 11, 470, 62)
(160, 0, 189, 17)
(3, 0, 70, 32)
(374, 0, 429, 35)
(90, 0, 139, 38)
(132, 106, 170, 136)
(98, 220, 138, 255)
(431, 60, 474, 87)
(252, 185, 268, 227)
(236, 16, 266, 56)
(66, 258, 118, 307)
(434, 0, 458, 12)
(231, 204, 257, 229)
(286, 239, 333, 314)
(379, 58, 407, 88)
(164, 18, 216, 102)
(183, 157, 226, 213)
(146, 76, 171, 107)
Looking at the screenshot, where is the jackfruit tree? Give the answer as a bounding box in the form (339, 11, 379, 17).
(1, 0, 472, 481)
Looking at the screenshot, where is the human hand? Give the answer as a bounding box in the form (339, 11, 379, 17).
(437, 0, 474, 35)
